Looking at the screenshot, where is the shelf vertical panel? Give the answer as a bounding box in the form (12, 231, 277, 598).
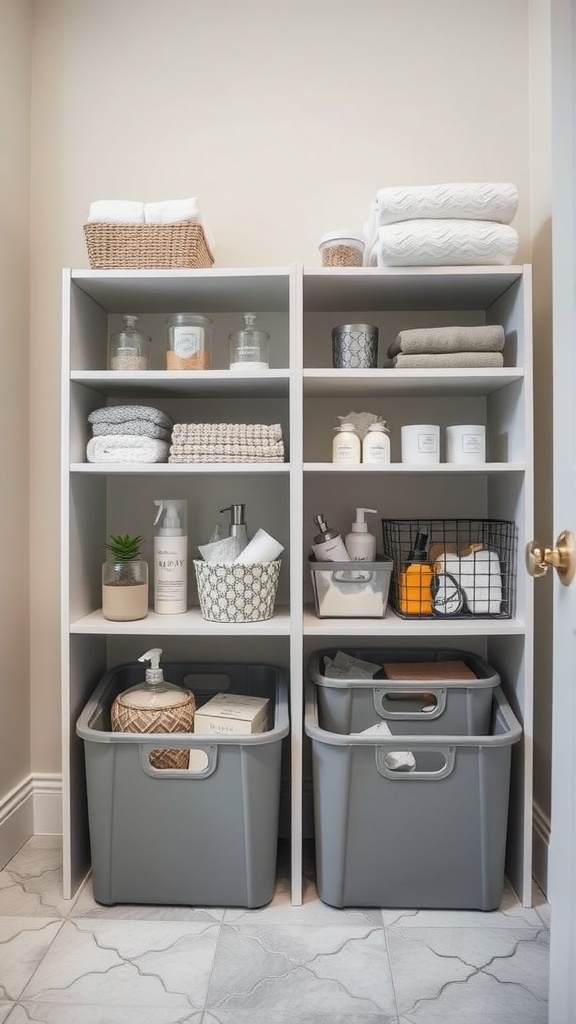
(289, 263, 304, 905)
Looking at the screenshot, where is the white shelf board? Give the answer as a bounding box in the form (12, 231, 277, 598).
(304, 462, 524, 473)
(71, 607, 291, 635)
(71, 462, 290, 474)
(303, 368, 523, 397)
(71, 268, 291, 313)
(303, 266, 524, 311)
(72, 370, 290, 398)
(303, 607, 526, 636)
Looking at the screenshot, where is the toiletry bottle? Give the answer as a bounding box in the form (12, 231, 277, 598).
(398, 532, 433, 615)
(362, 422, 391, 464)
(153, 500, 188, 614)
(111, 647, 195, 770)
(332, 423, 361, 464)
(344, 508, 378, 560)
(108, 314, 151, 370)
(229, 313, 270, 371)
(220, 504, 248, 554)
(311, 514, 351, 562)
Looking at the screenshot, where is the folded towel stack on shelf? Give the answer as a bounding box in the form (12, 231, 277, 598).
(86, 405, 173, 463)
(388, 325, 506, 369)
(169, 423, 285, 464)
(363, 183, 519, 267)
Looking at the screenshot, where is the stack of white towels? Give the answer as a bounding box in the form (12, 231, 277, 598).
(86, 405, 173, 464)
(86, 197, 215, 252)
(363, 182, 519, 267)
(169, 422, 285, 464)
(388, 324, 506, 369)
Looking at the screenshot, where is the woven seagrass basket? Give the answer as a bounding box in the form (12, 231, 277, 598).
(111, 690, 195, 770)
(84, 222, 214, 270)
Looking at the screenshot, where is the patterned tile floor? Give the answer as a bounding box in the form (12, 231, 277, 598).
(0, 836, 549, 1023)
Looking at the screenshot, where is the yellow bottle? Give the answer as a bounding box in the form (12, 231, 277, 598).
(398, 532, 433, 615)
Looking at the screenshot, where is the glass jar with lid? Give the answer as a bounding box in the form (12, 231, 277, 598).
(108, 315, 151, 370)
(229, 312, 270, 371)
(166, 313, 213, 370)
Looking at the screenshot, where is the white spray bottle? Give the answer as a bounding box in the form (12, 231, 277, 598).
(344, 508, 378, 560)
(153, 500, 188, 614)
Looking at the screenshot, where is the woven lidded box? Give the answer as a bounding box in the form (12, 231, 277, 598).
(83, 222, 214, 270)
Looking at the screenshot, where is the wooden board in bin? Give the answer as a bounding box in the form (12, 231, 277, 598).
(382, 660, 478, 681)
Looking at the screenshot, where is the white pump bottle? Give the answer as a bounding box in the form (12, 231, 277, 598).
(153, 500, 188, 614)
(344, 508, 378, 560)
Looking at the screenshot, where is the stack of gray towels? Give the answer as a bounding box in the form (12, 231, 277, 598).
(86, 405, 173, 463)
(388, 325, 505, 369)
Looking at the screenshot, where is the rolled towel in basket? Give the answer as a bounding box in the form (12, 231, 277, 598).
(372, 220, 519, 267)
(389, 325, 505, 358)
(86, 435, 170, 464)
(144, 197, 201, 224)
(375, 182, 519, 226)
(86, 200, 145, 224)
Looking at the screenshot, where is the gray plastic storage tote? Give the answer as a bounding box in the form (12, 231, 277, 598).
(305, 682, 521, 910)
(77, 661, 289, 908)
(309, 648, 500, 736)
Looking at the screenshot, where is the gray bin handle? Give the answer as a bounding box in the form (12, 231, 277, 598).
(140, 743, 218, 779)
(331, 569, 374, 584)
(373, 687, 447, 721)
(375, 745, 456, 781)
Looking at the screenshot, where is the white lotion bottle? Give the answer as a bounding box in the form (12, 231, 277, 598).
(153, 500, 188, 614)
(362, 422, 391, 464)
(345, 508, 378, 560)
(311, 514, 351, 562)
(332, 422, 361, 464)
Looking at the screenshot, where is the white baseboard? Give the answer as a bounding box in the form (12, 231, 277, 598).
(0, 773, 63, 868)
(532, 799, 550, 897)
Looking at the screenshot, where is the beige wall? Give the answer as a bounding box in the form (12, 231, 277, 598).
(30, 0, 548, 812)
(0, 0, 32, 802)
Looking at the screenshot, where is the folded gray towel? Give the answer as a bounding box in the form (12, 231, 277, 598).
(92, 420, 172, 442)
(393, 352, 504, 368)
(388, 325, 505, 358)
(88, 405, 173, 429)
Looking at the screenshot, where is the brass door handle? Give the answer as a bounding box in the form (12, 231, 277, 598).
(525, 530, 576, 585)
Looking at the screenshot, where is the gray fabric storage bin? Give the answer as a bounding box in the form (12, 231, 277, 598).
(309, 648, 500, 736)
(305, 682, 521, 910)
(77, 662, 289, 908)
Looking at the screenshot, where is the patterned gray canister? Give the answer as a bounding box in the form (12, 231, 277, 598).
(332, 323, 379, 368)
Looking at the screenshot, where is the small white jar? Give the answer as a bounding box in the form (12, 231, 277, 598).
(332, 423, 361, 464)
(401, 424, 440, 464)
(362, 423, 391, 464)
(446, 424, 486, 464)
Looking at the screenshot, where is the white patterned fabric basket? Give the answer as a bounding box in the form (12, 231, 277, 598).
(193, 560, 281, 622)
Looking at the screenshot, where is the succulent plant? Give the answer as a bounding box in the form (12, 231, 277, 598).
(103, 534, 146, 586)
(104, 534, 145, 562)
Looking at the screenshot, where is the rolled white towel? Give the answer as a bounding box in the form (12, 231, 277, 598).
(87, 200, 145, 224)
(86, 435, 169, 464)
(144, 197, 201, 225)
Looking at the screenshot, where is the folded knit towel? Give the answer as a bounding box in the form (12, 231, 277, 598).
(389, 325, 505, 358)
(86, 200, 145, 224)
(172, 422, 283, 443)
(375, 183, 519, 227)
(91, 420, 172, 442)
(86, 435, 170, 464)
(393, 352, 504, 368)
(88, 405, 173, 430)
(372, 220, 519, 267)
(169, 453, 284, 464)
(170, 443, 285, 459)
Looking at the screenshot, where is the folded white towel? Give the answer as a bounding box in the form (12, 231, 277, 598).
(144, 197, 201, 225)
(87, 200, 145, 224)
(375, 182, 519, 226)
(372, 220, 519, 267)
(86, 435, 169, 464)
(436, 550, 503, 614)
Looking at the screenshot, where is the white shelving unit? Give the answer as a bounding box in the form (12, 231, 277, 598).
(61, 263, 534, 906)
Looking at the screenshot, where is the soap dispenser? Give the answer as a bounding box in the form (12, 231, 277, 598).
(220, 503, 249, 553)
(311, 513, 350, 562)
(111, 647, 195, 770)
(229, 313, 270, 371)
(345, 508, 378, 560)
(108, 314, 151, 370)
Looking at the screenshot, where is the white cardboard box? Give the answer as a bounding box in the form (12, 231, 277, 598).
(194, 692, 270, 735)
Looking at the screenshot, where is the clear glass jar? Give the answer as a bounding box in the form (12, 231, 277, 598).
(229, 313, 270, 371)
(102, 557, 149, 621)
(108, 315, 151, 370)
(166, 313, 212, 370)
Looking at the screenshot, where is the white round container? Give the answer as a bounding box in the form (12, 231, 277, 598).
(401, 424, 440, 464)
(446, 424, 486, 464)
(362, 423, 391, 464)
(319, 231, 365, 267)
(332, 423, 361, 464)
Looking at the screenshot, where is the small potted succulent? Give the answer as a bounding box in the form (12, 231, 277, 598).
(102, 533, 149, 621)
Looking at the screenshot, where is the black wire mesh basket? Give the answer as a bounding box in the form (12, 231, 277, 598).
(381, 518, 517, 620)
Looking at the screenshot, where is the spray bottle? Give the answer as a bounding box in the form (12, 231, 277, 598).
(344, 508, 378, 560)
(153, 499, 188, 614)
